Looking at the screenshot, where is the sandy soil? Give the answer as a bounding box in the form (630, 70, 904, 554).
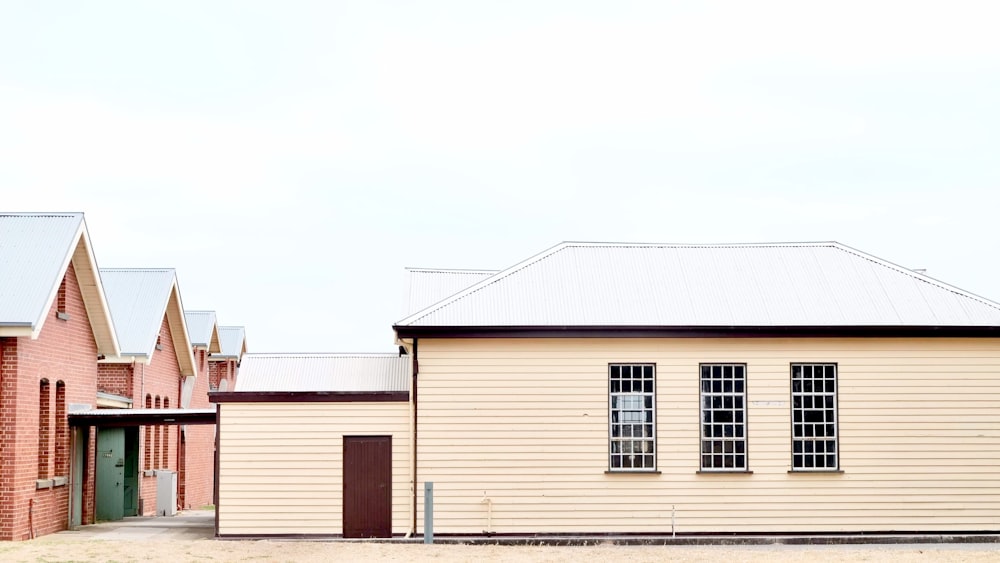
(1, 538, 999, 563)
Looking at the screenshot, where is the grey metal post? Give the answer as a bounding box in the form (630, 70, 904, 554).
(424, 481, 434, 544)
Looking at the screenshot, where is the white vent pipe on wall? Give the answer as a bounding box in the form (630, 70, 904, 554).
(480, 492, 493, 534)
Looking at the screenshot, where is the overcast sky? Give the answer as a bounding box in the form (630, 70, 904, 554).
(2, 1, 999, 352)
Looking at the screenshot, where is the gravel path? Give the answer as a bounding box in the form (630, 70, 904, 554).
(1, 538, 999, 562)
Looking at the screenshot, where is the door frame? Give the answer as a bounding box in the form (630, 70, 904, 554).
(95, 428, 126, 521)
(342, 435, 392, 538)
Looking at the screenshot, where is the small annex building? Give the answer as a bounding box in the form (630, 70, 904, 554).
(214, 241, 1000, 538)
(211, 353, 410, 538)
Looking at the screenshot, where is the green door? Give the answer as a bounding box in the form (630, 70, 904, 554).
(123, 428, 139, 517)
(96, 428, 125, 521)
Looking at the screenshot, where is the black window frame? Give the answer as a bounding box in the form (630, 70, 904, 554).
(790, 363, 840, 471)
(608, 363, 656, 472)
(699, 363, 748, 472)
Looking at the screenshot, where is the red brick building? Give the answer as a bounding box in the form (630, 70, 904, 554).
(0, 213, 120, 540)
(96, 268, 197, 518)
(180, 311, 222, 510)
(208, 326, 245, 394)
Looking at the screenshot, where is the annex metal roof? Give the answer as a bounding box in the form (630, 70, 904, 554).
(235, 353, 409, 393)
(396, 242, 1000, 329)
(100, 268, 197, 375)
(402, 267, 497, 316)
(211, 326, 247, 360)
(185, 310, 222, 353)
(0, 213, 119, 353)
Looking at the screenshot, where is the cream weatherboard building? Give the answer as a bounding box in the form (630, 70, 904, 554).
(212, 354, 411, 538)
(213, 242, 1000, 537)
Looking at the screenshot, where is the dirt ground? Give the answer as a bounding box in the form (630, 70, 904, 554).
(1, 538, 999, 563)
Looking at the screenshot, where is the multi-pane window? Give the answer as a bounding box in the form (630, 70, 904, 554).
(700, 364, 747, 471)
(791, 363, 838, 470)
(609, 364, 655, 471)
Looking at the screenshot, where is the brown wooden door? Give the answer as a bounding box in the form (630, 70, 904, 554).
(343, 436, 392, 538)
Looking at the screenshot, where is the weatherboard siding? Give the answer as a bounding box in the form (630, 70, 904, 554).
(218, 402, 409, 536)
(415, 337, 1000, 534)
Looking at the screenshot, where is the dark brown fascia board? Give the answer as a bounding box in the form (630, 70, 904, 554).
(393, 325, 1000, 339)
(209, 391, 410, 404)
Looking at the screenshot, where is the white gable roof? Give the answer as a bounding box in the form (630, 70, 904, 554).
(0, 213, 119, 353)
(401, 268, 497, 316)
(100, 268, 197, 375)
(235, 353, 409, 392)
(185, 310, 221, 353)
(212, 326, 247, 360)
(0, 213, 82, 327)
(396, 242, 1000, 328)
(101, 269, 177, 355)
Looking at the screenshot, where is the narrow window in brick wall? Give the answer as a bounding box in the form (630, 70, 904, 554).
(38, 379, 51, 479)
(163, 398, 170, 466)
(144, 394, 152, 470)
(154, 396, 161, 468)
(55, 381, 68, 476)
(56, 278, 67, 318)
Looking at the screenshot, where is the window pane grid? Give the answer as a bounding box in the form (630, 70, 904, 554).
(609, 364, 655, 471)
(791, 363, 838, 470)
(699, 364, 747, 471)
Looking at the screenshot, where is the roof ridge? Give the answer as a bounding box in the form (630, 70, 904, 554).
(398, 241, 571, 326)
(0, 212, 84, 217)
(829, 243, 1000, 312)
(560, 241, 839, 248)
(405, 267, 499, 273)
(245, 352, 400, 357)
(100, 267, 176, 272)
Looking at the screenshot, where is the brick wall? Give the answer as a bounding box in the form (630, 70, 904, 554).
(132, 315, 182, 516)
(0, 263, 99, 540)
(179, 347, 215, 509)
(96, 363, 133, 399)
(208, 358, 237, 391)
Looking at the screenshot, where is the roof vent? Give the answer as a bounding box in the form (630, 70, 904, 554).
(911, 268, 927, 274)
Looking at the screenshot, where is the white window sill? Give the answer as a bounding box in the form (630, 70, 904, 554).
(36, 476, 68, 489)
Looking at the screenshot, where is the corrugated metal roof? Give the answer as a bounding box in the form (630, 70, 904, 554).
(235, 353, 409, 392)
(402, 268, 497, 316)
(0, 213, 120, 353)
(0, 213, 84, 327)
(397, 242, 1000, 328)
(70, 408, 212, 417)
(100, 268, 178, 356)
(213, 326, 247, 359)
(185, 310, 218, 349)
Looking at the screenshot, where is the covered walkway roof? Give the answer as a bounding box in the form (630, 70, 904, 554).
(69, 408, 216, 427)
